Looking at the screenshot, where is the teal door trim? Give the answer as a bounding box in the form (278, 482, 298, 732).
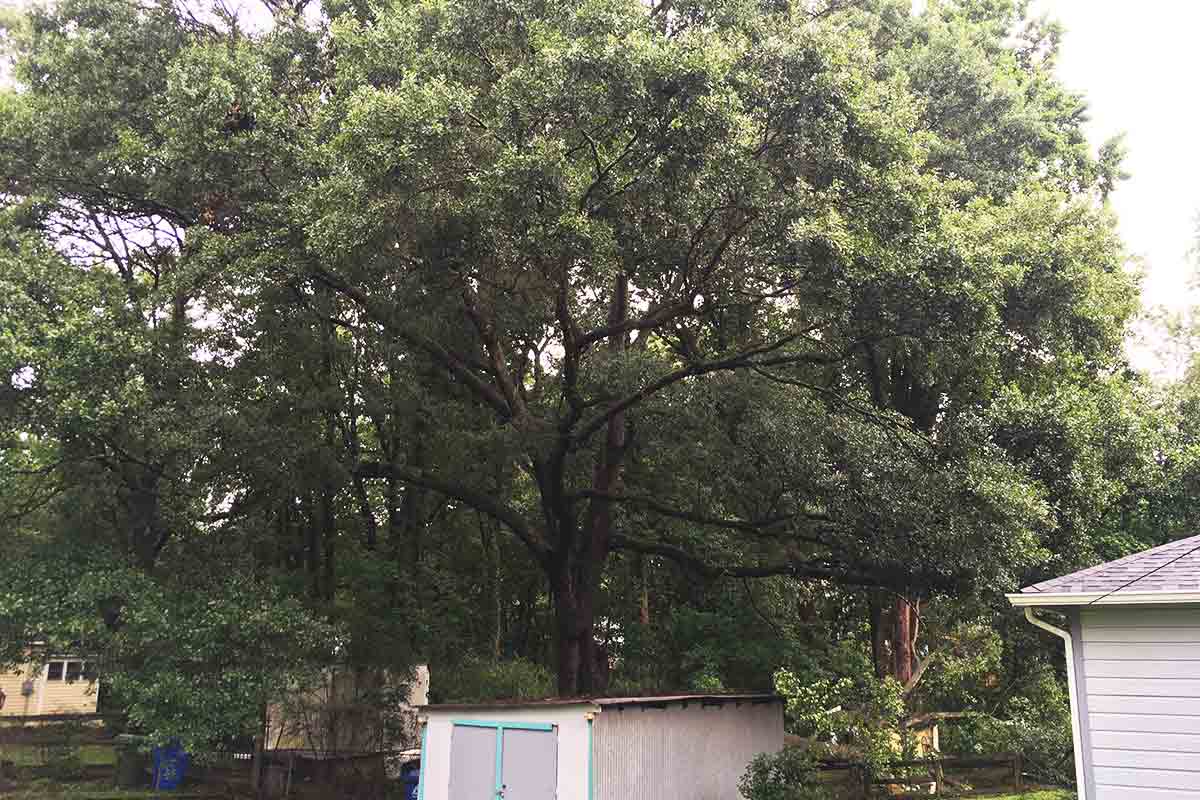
(417, 722, 429, 800)
(452, 719, 554, 732)
(494, 728, 504, 798)
(451, 720, 556, 798)
(587, 716, 594, 800)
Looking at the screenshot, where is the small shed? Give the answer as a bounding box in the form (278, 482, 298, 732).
(416, 692, 783, 800)
(1009, 533, 1200, 800)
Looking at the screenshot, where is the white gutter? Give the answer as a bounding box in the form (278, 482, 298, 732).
(1022, 607, 1088, 800)
(1007, 590, 1200, 607)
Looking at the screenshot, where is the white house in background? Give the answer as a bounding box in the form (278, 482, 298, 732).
(0, 654, 99, 717)
(266, 664, 430, 755)
(417, 693, 784, 800)
(1009, 532, 1200, 800)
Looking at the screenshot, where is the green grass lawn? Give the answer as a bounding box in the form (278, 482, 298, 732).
(0, 779, 231, 799)
(984, 792, 1075, 800)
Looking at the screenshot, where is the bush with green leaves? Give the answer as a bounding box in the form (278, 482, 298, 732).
(774, 667, 905, 778)
(43, 743, 85, 782)
(738, 746, 834, 800)
(939, 666, 1075, 787)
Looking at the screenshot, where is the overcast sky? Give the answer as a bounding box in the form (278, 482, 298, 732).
(1031, 1, 1200, 373)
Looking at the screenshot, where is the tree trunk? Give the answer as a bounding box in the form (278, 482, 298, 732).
(320, 486, 336, 602)
(638, 554, 650, 626)
(893, 597, 914, 685)
(550, 275, 629, 696)
(251, 701, 268, 799)
(302, 493, 321, 598)
(869, 593, 888, 680)
(480, 514, 503, 660)
(551, 556, 591, 696)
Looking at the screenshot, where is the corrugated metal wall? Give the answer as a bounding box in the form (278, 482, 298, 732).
(593, 700, 783, 800)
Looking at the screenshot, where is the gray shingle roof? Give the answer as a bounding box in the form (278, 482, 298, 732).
(1022, 533, 1200, 595)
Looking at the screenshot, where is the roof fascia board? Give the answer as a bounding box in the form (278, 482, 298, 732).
(1008, 591, 1200, 607)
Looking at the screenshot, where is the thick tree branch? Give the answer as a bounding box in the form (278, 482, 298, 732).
(610, 533, 876, 584)
(903, 649, 939, 698)
(575, 489, 835, 543)
(461, 284, 529, 421)
(904, 711, 975, 728)
(355, 461, 551, 558)
(573, 330, 843, 444)
(575, 300, 693, 350)
(311, 267, 514, 419)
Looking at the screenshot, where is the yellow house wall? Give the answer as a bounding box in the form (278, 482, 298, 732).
(0, 663, 41, 718)
(0, 659, 99, 717)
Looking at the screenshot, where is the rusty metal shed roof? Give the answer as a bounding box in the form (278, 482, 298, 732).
(420, 692, 779, 712)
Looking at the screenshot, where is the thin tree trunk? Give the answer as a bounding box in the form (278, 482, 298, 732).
(320, 486, 336, 603)
(480, 513, 503, 660)
(302, 493, 320, 598)
(870, 594, 888, 680)
(320, 302, 338, 602)
(251, 701, 268, 799)
(638, 554, 650, 626)
(893, 597, 914, 685)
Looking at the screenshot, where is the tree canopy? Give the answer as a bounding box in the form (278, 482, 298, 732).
(0, 0, 1185, 767)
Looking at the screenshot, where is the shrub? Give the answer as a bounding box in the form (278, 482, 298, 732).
(738, 747, 834, 800)
(939, 666, 1075, 787)
(773, 668, 906, 780)
(43, 743, 85, 782)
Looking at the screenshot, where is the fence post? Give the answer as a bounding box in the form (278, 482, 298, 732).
(1012, 752, 1023, 790)
(933, 757, 945, 796)
(854, 764, 868, 800)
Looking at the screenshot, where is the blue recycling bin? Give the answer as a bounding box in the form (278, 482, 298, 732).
(401, 764, 420, 800)
(151, 740, 190, 790)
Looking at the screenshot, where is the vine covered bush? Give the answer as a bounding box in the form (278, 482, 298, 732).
(940, 669, 1076, 788)
(738, 747, 834, 800)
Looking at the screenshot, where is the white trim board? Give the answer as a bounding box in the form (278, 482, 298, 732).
(1007, 591, 1200, 607)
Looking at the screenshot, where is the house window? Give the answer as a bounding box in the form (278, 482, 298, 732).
(65, 662, 83, 682)
(46, 662, 64, 681)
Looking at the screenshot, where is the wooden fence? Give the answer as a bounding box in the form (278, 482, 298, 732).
(0, 732, 401, 799)
(818, 753, 1024, 798)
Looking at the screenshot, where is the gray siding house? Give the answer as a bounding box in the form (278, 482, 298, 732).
(416, 693, 783, 800)
(1010, 534, 1200, 800)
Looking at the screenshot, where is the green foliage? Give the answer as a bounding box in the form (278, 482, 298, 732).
(0, 0, 1173, 752)
(0, 542, 336, 750)
(738, 747, 833, 800)
(433, 657, 555, 704)
(773, 667, 905, 777)
(775, 670, 853, 736)
(941, 665, 1075, 787)
(42, 745, 85, 783)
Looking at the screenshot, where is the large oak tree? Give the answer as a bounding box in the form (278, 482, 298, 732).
(1, 0, 1139, 699)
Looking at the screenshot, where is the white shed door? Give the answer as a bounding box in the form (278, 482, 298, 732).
(448, 725, 497, 800)
(1081, 607, 1200, 800)
(500, 728, 557, 800)
(447, 723, 558, 800)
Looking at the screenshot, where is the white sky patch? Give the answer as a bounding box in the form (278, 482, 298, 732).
(11, 365, 35, 389)
(1031, 0, 1200, 375)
